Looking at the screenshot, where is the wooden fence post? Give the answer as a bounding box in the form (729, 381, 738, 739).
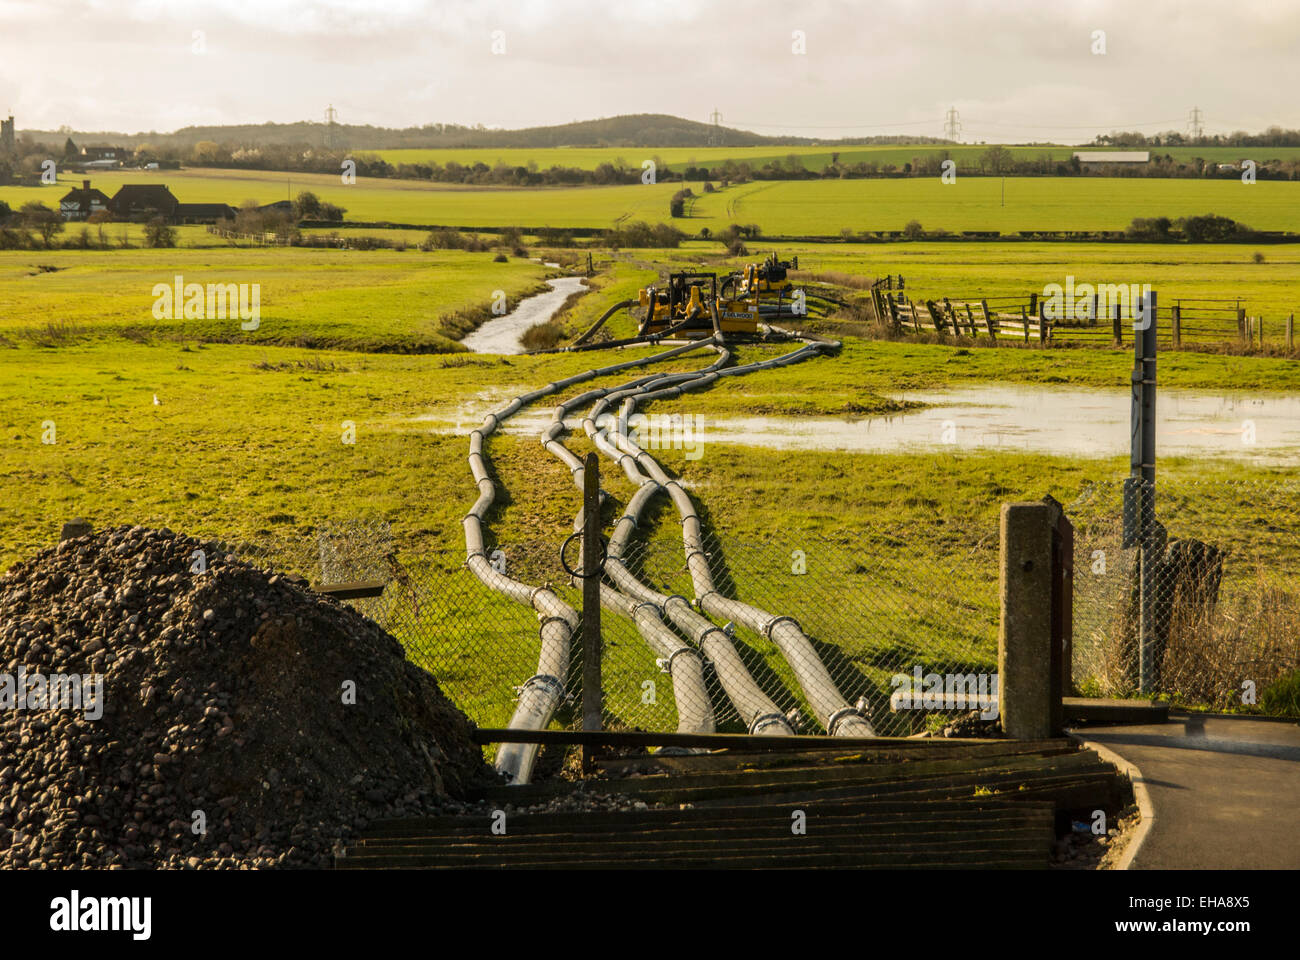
(1238, 307, 1247, 342)
(1021, 306, 1029, 343)
(1287, 313, 1295, 353)
(1171, 305, 1181, 349)
(981, 299, 997, 340)
(1113, 303, 1122, 345)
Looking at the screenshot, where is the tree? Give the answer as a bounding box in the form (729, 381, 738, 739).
(981, 145, 1013, 175)
(144, 217, 177, 248)
(63, 137, 78, 158)
(0, 199, 11, 223)
(192, 140, 225, 165)
(20, 202, 63, 248)
(293, 190, 322, 220)
(903, 219, 924, 240)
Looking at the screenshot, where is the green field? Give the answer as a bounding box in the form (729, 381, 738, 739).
(6, 168, 1298, 237)
(373, 143, 1300, 173)
(0, 247, 550, 351)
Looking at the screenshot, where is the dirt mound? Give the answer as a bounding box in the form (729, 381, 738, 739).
(0, 526, 491, 869)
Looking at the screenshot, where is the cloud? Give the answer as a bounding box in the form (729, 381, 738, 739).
(0, 0, 1295, 139)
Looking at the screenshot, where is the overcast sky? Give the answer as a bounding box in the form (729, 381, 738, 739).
(2, 0, 1297, 142)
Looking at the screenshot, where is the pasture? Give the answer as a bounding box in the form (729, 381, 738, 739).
(0, 248, 550, 351)
(372, 143, 1300, 174)
(5, 168, 1298, 237)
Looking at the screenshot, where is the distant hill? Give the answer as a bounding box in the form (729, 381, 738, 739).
(21, 113, 952, 151)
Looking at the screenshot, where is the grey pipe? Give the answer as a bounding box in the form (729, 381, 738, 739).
(597, 340, 877, 737)
(465, 340, 723, 783)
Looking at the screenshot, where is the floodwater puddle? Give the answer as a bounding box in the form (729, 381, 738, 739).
(413, 383, 1300, 465)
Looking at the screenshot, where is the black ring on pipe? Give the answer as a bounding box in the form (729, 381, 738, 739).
(764, 614, 802, 639)
(826, 706, 868, 736)
(537, 615, 573, 632)
(519, 674, 566, 698)
(559, 530, 609, 579)
(749, 713, 788, 735)
(664, 647, 702, 677)
(684, 549, 710, 568)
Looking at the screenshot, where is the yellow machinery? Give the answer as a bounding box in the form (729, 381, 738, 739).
(637, 271, 760, 337)
(728, 252, 799, 300)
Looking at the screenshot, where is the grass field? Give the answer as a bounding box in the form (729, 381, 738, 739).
(0, 248, 551, 351)
(6, 333, 1300, 570)
(5, 333, 1296, 728)
(5, 168, 1298, 237)
(372, 143, 1300, 174)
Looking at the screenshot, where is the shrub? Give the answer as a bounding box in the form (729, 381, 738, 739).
(1253, 251, 1266, 264)
(1177, 213, 1251, 242)
(493, 252, 508, 262)
(903, 220, 924, 240)
(144, 217, 178, 248)
(603, 221, 684, 249)
(1126, 216, 1172, 240)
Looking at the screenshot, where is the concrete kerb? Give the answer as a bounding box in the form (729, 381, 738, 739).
(1068, 733, 1154, 871)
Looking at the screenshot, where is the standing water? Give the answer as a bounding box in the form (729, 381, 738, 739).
(461, 272, 587, 355)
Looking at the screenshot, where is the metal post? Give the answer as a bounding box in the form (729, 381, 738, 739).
(1132, 292, 1157, 693)
(581, 452, 603, 774)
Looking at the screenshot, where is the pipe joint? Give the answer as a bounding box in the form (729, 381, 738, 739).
(516, 673, 566, 700)
(749, 713, 788, 735)
(663, 647, 702, 677)
(826, 706, 869, 736)
(763, 615, 802, 640)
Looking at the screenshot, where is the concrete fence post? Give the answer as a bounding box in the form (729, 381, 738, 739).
(998, 503, 1055, 739)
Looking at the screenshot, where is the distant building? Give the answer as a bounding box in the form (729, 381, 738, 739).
(1, 115, 14, 153)
(257, 199, 295, 216)
(175, 202, 237, 224)
(1072, 151, 1150, 164)
(59, 179, 112, 221)
(109, 184, 179, 221)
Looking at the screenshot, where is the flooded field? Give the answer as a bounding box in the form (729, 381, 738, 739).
(423, 383, 1300, 465)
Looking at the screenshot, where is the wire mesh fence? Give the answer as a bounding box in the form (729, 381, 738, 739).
(238, 521, 1001, 741)
(235, 478, 1300, 751)
(1069, 479, 1300, 715)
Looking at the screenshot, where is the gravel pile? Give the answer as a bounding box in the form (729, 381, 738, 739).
(0, 525, 491, 869)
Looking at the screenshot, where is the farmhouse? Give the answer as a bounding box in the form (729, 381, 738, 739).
(175, 202, 237, 223)
(1071, 151, 1150, 165)
(109, 184, 179, 221)
(58, 179, 112, 221)
(75, 145, 128, 168)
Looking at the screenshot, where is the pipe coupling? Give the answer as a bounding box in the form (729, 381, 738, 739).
(749, 713, 788, 735)
(826, 706, 869, 737)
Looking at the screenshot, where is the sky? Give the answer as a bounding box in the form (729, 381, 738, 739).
(1, 0, 1297, 142)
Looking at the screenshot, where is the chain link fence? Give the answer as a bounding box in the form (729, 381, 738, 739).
(239, 521, 1000, 743)
(1070, 479, 1300, 715)
(236, 478, 1300, 755)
